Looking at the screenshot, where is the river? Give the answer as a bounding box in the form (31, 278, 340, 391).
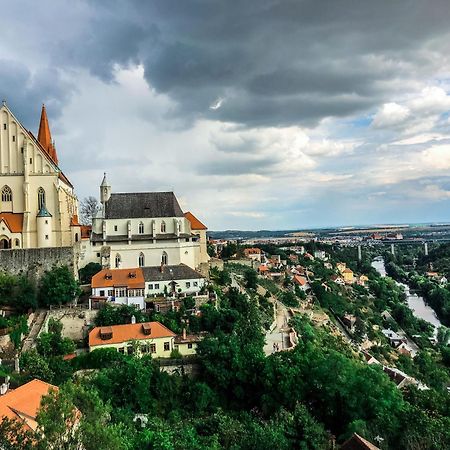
(372, 257, 442, 335)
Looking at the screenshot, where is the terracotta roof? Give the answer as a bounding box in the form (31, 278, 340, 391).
(343, 268, 353, 274)
(244, 247, 261, 255)
(293, 275, 307, 286)
(80, 225, 91, 239)
(0, 213, 23, 233)
(89, 321, 176, 347)
(92, 268, 145, 289)
(37, 105, 58, 165)
(341, 433, 380, 450)
(70, 215, 81, 226)
(258, 265, 269, 272)
(0, 379, 58, 432)
(184, 211, 207, 230)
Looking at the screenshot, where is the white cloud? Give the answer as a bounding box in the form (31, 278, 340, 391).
(372, 102, 410, 128)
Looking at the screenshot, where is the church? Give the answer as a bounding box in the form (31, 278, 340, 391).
(0, 102, 80, 250)
(0, 102, 209, 276)
(79, 173, 209, 272)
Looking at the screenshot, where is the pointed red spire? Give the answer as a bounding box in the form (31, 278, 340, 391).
(37, 104, 58, 165)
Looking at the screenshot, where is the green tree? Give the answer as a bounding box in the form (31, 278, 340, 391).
(38, 266, 81, 307)
(78, 262, 102, 284)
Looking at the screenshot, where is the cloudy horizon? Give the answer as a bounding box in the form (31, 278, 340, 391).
(2, 1, 450, 230)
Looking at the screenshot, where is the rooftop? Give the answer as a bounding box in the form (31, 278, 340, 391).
(0, 379, 58, 432)
(89, 321, 176, 347)
(104, 192, 184, 219)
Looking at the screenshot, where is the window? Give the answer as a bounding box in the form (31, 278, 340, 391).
(45, 235, 49, 240)
(30, 158, 32, 164)
(188, 343, 193, 349)
(150, 344, 156, 353)
(148, 284, 154, 290)
(138, 252, 145, 267)
(96, 252, 100, 257)
(1, 186, 12, 202)
(75, 233, 79, 242)
(14, 239, 19, 247)
(141, 345, 149, 354)
(115, 287, 126, 297)
(154, 284, 159, 290)
(127, 346, 133, 355)
(118, 347, 125, 354)
(99, 290, 105, 297)
(12, 135, 15, 142)
(3, 124, 5, 130)
(161, 251, 168, 265)
(160, 221, 166, 233)
(139, 222, 144, 234)
(114, 225, 118, 231)
(115, 254, 121, 268)
(37, 187, 45, 209)
(164, 342, 170, 351)
(108, 289, 114, 296)
(193, 281, 198, 287)
(155, 304, 160, 312)
(45, 220, 48, 225)
(186, 282, 191, 288)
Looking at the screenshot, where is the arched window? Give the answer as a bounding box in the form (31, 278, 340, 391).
(161, 251, 168, 265)
(1, 186, 12, 202)
(37, 187, 46, 209)
(14, 239, 20, 247)
(115, 254, 121, 268)
(138, 252, 145, 267)
(75, 233, 79, 243)
(139, 222, 144, 234)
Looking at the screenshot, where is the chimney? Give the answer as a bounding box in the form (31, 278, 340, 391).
(182, 328, 187, 340)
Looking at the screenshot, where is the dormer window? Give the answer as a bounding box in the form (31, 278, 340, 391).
(139, 222, 144, 234)
(160, 221, 166, 233)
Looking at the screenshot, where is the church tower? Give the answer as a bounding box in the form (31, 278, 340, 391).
(100, 172, 111, 206)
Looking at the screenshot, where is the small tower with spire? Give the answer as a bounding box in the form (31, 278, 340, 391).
(100, 172, 111, 206)
(37, 104, 58, 165)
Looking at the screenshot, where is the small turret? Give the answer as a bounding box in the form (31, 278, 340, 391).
(36, 204, 52, 247)
(100, 172, 111, 206)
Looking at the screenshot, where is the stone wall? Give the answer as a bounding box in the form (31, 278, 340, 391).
(0, 246, 78, 282)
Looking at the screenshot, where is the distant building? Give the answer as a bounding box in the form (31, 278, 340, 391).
(293, 274, 309, 291)
(341, 433, 380, 450)
(313, 250, 326, 260)
(342, 268, 354, 284)
(243, 247, 262, 262)
(337, 262, 347, 274)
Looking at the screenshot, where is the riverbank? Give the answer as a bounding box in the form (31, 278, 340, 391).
(372, 257, 442, 337)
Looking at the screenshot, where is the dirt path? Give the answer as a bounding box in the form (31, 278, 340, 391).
(21, 310, 47, 353)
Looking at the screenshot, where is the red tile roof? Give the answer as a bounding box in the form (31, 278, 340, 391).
(0, 379, 58, 432)
(293, 275, 307, 286)
(89, 321, 176, 347)
(0, 213, 23, 233)
(91, 268, 145, 289)
(184, 211, 207, 230)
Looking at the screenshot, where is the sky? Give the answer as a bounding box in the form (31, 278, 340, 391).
(1, 0, 450, 230)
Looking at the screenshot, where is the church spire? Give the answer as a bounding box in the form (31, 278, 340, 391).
(37, 104, 58, 165)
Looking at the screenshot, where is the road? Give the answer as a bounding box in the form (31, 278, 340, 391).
(263, 299, 291, 356)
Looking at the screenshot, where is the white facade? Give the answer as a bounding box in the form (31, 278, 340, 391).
(79, 175, 208, 272)
(0, 103, 80, 249)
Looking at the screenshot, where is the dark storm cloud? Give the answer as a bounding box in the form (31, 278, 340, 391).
(4, 0, 450, 127)
(0, 61, 73, 129)
(197, 154, 278, 176)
